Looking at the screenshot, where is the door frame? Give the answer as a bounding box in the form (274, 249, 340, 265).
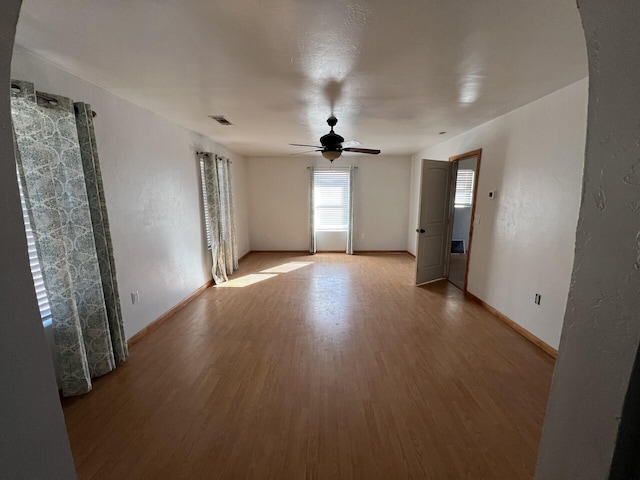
(447, 148, 482, 292)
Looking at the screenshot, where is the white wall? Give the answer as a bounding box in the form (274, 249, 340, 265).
(316, 231, 348, 251)
(11, 47, 250, 339)
(231, 154, 250, 258)
(451, 207, 472, 249)
(408, 78, 588, 349)
(247, 155, 412, 251)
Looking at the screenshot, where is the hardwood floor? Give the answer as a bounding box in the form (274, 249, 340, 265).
(62, 253, 555, 479)
(448, 253, 467, 290)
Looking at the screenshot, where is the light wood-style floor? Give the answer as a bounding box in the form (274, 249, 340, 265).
(62, 253, 555, 479)
(448, 253, 467, 290)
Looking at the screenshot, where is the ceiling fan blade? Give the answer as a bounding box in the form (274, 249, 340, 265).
(339, 140, 362, 148)
(289, 149, 322, 156)
(342, 147, 381, 155)
(290, 143, 323, 148)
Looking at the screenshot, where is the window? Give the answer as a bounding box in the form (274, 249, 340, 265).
(200, 158, 212, 250)
(454, 169, 475, 208)
(17, 174, 52, 327)
(313, 169, 350, 231)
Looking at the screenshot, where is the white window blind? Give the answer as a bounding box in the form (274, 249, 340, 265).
(313, 169, 350, 232)
(17, 175, 52, 327)
(200, 158, 213, 250)
(454, 169, 475, 207)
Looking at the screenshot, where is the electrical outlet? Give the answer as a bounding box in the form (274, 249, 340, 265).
(131, 290, 139, 305)
(534, 293, 541, 305)
(361, 233, 366, 239)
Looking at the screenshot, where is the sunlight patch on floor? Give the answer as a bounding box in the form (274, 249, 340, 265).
(215, 273, 278, 288)
(216, 261, 315, 288)
(260, 262, 314, 274)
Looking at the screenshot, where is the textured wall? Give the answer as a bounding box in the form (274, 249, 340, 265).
(408, 79, 588, 349)
(0, 1, 77, 477)
(246, 155, 412, 251)
(12, 48, 250, 340)
(536, 2, 640, 478)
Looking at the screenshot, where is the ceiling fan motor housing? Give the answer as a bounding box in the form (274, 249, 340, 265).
(290, 115, 380, 160)
(320, 131, 344, 151)
(320, 115, 344, 151)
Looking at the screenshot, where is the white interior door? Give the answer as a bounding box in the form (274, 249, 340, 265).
(415, 159, 455, 285)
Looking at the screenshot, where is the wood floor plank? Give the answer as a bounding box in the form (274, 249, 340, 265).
(62, 252, 554, 479)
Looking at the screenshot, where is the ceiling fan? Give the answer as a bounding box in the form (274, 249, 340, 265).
(290, 116, 381, 162)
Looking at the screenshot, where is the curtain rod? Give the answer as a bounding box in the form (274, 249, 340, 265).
(11, 83, 97, 118)
(196, 151, 232, 163)
(307, 166, 358, 169)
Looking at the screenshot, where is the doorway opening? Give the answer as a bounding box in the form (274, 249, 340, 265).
(414, 149, 481, 290)
(447, 150, 481, 291)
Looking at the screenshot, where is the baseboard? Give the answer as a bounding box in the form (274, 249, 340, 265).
(246, 249, 413, 257)
(353, 250, 412, 256)
(464, 291, 557, 359)
(127, 279, 213, 347)
(248, 250, 310, 255)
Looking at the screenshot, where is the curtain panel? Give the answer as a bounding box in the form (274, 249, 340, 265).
(74, 102, 127, 364)
(309, 167, 316, 254)
(347, 165, 355, 255)
(11, 80, 127, 396)
(200, 153, 238, 284)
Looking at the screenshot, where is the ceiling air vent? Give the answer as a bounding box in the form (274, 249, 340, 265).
(209, 115, 233, 126)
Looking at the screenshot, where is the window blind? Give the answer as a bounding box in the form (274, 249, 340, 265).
(17, 176, 52, 327)
(200, 158, 213, 250)
(454, 169, 475, 207)
(313, 169, 350, 232)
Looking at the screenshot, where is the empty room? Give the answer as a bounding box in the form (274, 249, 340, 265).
(3, 1, 640, 479)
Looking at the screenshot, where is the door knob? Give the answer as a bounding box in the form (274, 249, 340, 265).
(416, 228, 425, 233)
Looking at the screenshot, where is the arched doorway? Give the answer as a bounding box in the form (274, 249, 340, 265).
(6, 1, 639, 479)
(0, 1, 76, 477)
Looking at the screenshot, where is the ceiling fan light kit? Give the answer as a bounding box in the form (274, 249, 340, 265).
(322, 150, 342, 161)
(291, 116, 381, 163)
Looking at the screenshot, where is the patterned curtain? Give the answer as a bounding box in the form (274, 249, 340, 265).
(75, 102, 127, 363)
(309, 167, 316, 254)
(11, 80, 127, 397)
(201, 153, 238, 283)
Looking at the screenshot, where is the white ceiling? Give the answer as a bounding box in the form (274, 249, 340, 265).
(15, 0, 587, 157)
